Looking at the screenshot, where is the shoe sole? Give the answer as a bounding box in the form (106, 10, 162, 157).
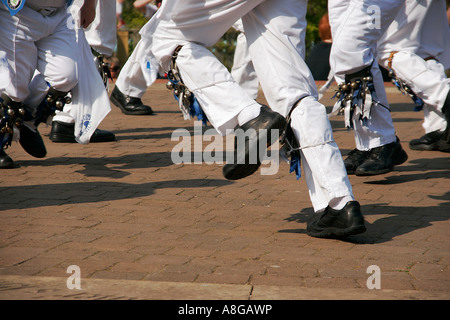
(307, 224, 366, 239)
(90, 136, 116, 143)
(410, 144, 450, 152)
(409, 143, 437, 151)
(110, 94, 154, 116)
(50, 133, 76, 143)
(355, 167, 392, 176)
(50, 133, 115, 143)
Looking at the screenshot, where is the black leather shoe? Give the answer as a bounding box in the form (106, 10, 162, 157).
(49, 121, 116, 143)
(409, 130, 445, 151)
(435, 134, 450, 152)
(0, 149, 14, 169)
(89, 128, 116, 143)
(434, 93, 450, 152)
(223, 105, 286, 180)
(110, 86, 154, 115)
(19, 126, 46, 158)
(355, 137, 408, 176)
(307, 201, 366, 238)
(344, 148, 370, 174)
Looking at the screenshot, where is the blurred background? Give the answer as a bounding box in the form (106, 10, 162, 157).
(113, 0, 328, 72)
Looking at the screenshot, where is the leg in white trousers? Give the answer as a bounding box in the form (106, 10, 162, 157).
(231, 29, 259, 100)
(377, 0, 449, 134)
(146, 0, 354, 212)
(115, 38, 160, 99)
(328, 0, 404, 151)
(54, 0, 118, 125)
(0, 6, 78, 108)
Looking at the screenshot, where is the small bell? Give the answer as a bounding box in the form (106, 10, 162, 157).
(55, 100, 64, 109)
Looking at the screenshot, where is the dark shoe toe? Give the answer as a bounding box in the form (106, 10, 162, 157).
(90, 129, 116, 143)
(111, 86, 154, 115)
(0, 149, 14, 169)
(19, 126, 46, 158)
(409, 130, 444, 151)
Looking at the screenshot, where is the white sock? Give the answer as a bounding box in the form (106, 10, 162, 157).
(237, 103, 261, 126)
(329, 196, 354, 211)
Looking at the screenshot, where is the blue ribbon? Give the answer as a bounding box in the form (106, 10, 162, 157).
(290, 153, 301, 180)
(352, 86, 361, 106)
(412, 94, 424, 111)
(390, 70, 424, 111)
(169, 78, 208, 126)
(190, 96, 208, 126)
(0, 133, 10, 150)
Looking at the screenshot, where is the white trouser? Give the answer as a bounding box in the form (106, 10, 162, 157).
(421, 60, 448, 133)
(328, 0, 403, 151)
(0, 4, 78, 105)
(143, 0, 353, 212)
(0, 51, 11, 91)
(115, 18, 262, 101)
(231, 21, 259, 100)
(19, 3, 111, 142)
(115, 38, 159, 98)
(73, 0, 117, 57)
(377, 0, 449, 134)
(54, 0, 117, 124)
(380, 52, 449, 134)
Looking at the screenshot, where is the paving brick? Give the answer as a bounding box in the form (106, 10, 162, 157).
(0, 82, 448, 299)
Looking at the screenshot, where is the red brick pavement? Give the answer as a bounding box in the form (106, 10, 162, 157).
(0, 81, 448, 300)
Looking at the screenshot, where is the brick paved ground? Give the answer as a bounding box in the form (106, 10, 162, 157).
(0, 81, 448, 300)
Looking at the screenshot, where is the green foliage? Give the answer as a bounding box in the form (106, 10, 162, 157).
(121, 0, 149, 29)
(209, 28, 240, 71)
(305, 0, 328, 56)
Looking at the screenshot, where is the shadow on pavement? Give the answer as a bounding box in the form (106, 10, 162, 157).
(0, 178, 234, 211)
(279, 192, 449, 244)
